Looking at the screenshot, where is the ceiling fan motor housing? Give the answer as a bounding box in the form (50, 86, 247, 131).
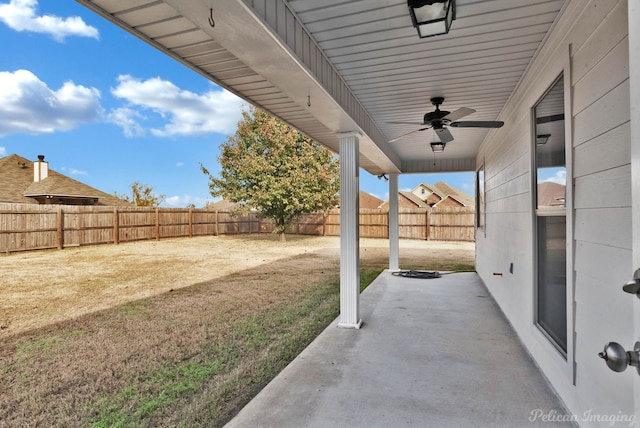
(424, 96, 449, 124)
(424, 110, 450, 124)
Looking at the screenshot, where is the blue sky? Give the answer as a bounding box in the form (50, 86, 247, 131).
(0, 0, 475, 207)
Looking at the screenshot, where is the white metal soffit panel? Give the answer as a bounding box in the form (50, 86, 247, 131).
(76, 0, 566, 175)
(283, 0, 566, 172)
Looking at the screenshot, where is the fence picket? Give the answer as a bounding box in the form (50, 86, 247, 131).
(0, 203, 475, 253)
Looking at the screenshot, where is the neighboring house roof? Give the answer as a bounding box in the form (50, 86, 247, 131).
(207, 199, 240, 210)
(537, 182, 566, 207)
(23, 174, 103, 199)
(378, 191, 430, 209)
(359, 190, 383, 209)
(399, 191, 430, 208)
(412, 181, 475, 207)
(0, 154, 130, 206)
(432, 195, 467, 208)
(413, 183, 440, 196)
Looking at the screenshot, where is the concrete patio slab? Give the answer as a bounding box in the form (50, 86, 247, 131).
(226, 271, 573, 427)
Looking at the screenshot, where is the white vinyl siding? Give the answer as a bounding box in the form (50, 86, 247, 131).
(476, 0, 633, 422)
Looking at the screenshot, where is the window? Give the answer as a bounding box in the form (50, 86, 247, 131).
(476, 164, 485, 230)
(534, 75, 567, 354)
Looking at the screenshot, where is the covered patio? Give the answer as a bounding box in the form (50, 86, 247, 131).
(74, 0, 569, 326)
(227, 271, 570, 427)
(74, 0, 571, 330)
(77, 0, 640, 423)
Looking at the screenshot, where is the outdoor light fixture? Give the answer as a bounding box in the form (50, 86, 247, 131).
(430, 142, 446, 153)
(408, 0, 455, 38)
(536, 134, 551, 145)
(377, 174, 389, 181)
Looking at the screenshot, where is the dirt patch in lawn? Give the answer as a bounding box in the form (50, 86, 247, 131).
(0, 235, 474, 427)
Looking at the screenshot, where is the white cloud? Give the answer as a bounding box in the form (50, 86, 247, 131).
(543, 170, 566, 186)
(0, 0, 98, 41)
(164, 195, 212, 208)
(61, 166, 87, 176)
(0, 147, 6, 156)
(110, 75, 245, 137)
(107, 107, 146, 138)
(0, 69, 103, 136)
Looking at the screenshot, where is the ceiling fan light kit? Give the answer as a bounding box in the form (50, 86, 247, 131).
(408, 0, 455, 38)
(430, 142, 446, 153)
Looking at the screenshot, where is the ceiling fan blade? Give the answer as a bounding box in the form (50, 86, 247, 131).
(443, 107, 475, 123)
(388, 127, 429, 143)
(387, 121, 428, 125)
(435, 127, 454, 143)
(450, 120, 504, 128)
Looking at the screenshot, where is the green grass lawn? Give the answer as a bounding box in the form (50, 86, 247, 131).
(0, 236, 474, 427)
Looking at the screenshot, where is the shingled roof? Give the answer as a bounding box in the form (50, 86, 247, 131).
(359, 190, 383, 209)
(537, 182, 566, 207)
(0, 154, 131, 206)
(379, 181, 474, 209)
(414, 181, 475, 207)
(400, 191, 430, 208)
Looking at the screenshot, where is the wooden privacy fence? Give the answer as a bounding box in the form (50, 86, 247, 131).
(0, 204, 474, 253)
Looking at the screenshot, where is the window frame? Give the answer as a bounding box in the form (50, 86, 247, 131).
(476, 162, 486, 235)
(533, 73, 568, 358)
(530, 60, 575, 385)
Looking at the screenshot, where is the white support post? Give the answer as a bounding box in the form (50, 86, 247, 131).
(389, 173, 399, 271)
(338, 132, 362, 329)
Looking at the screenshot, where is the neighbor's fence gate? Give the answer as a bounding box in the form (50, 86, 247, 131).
(0, 204, 474, 253)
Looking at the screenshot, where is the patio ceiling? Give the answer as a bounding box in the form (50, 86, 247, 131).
(77, 0, 567, 175)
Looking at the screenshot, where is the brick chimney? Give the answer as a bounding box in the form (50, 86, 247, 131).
(34, 155, 48, 182)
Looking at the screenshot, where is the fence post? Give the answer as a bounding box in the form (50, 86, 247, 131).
(78, 208, 84, 247)
(323, 214, 327, 236)
(155, 208, 160, 241)
(57, 205, 63, 250)
(387, 210, 390, 239)
(214, 210, 219, 236)
(425, 209, 430, 240)
(188, 208, 193, 238)
(113, 208, 119, 245)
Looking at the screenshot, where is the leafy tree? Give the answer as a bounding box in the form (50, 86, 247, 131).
(114, 181, 166, 207)
(201, 106, 340, 242)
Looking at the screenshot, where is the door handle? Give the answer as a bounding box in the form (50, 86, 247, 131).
(598, 342, 640, 374)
